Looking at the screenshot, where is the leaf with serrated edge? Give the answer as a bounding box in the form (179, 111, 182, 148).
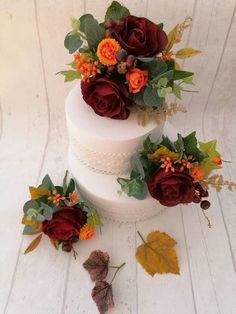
(29, 186, 50, 200)
(24, 234, 42, 255)
(136, 231, 180, 276)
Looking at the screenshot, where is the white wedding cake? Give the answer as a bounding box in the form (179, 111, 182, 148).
(66, 84, 175, 222)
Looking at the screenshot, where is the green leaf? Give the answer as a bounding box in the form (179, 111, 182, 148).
(117, 177, 147, 200)
(139, 155, 160, 177)
(132, 87, 146, 106)
(23, 225, 39, 235)
(182, 132, 206, 162)
(64, 32, 83, 54)
(142, 136, 158, 155)
(87, 211, 103, 227)
(130, 154, 145, 179)
(157, 86, 172, 98)
(70, 16, 80, 32)
(157, 22, 164, 29)
(137, 57, 155, 63)
(55, 186, 63, 195)
(40, 174, 55, 191)
(23, 200, 39, 214)
(79, 14, 93, 32)
(199, 140, 222, 175)
(156, 70, 174, 81)
(143, 87, 164, 107)
(57, 70, 81, 82)
(172, 83, 182, 99)
(140, 59, 168, 78)
(105, 1, 130, 21)
(182, 76, 194, 85)
(80, 14, 104, 48)
(63, 170, 68, 193)
(160, 135, 176, 151)
(65, 178, 75, 196)
(173, 70, 194, 81)
(41, 203, 53, 220)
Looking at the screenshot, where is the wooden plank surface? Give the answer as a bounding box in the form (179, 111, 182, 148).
(0, 0, 236, 313)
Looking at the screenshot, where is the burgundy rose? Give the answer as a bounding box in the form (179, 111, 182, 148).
(148, 169, 195, 207)
(41, 206, 85, 242)
(81, 76, 130, 119)
(111, 15, 168, 56)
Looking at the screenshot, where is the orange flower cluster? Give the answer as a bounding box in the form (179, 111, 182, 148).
(48, 191, 65, 206)
(68, 191, 78, 207)
(79, 224, 95, 240)
(97, 38, 120, 66)
(189, 165, 204, 182)
(74, 52, 101, 80)
(178, 156, 193, 172)
(160, 157, 175, 173)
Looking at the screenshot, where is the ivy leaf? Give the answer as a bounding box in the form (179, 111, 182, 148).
(105, 1, 130, 21)
(160, 135, 176, 151)
(41, 203, 53, 220)
(24, 234, 42, 255)
(87, 211, 103, 227)
(142, 136, 158, 155)
(81, 14, 104, 48)
(172, 83, 182, 99)
(29, 186, 50, 200)
(40, 174, 55, 191)
(83, 250, 110, 281)
(136, 231, 180, 276)
(173, 70, 194, 81)
(57, 70, 81, 82)
(64, 32, 83, 54)
(174, 134, 185, 159)
(175, 48, 201, 59)
(182, 132, 206, 162)
(117, 177, 147, 200)
(92, 281, 114, 314)
(143, 87, 164, 107)
(199, 140, 222, 175)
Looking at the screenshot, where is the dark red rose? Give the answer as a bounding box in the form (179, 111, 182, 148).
(41, 206, 85, 241)
(81, 76, 130, 119)
(111, 15, 168, 56)
(148, 169, 195, 207)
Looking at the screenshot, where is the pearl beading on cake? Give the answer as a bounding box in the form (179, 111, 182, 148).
(69, 135, 134, 175)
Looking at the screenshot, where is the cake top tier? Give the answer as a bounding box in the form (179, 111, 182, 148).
(66, 84, 159, 142)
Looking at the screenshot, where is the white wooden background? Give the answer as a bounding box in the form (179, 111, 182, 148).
(0, 0, 236, 313)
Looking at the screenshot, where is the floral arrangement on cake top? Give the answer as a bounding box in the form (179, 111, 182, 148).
(59, 1, 201, 121)
(22, 171, 102, 257)
(117, 132, 236, 222)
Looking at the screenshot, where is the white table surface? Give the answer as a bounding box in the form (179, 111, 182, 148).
(0, 1, 236, 313)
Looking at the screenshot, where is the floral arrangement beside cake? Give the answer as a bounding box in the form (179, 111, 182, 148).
(59, 0, 201, 122)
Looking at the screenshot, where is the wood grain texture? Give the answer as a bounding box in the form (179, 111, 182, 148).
(0, 0, 236, 313)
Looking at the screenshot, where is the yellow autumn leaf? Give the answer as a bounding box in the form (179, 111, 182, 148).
(24, 234, 42, 255)
(175, 48, 201, 59)
(21, 216, 40, 228)
(164, 24, 180, 53)
(136, 231, 180, 277)
(29, 186, 50, 200)
(147, 147, 180, 162)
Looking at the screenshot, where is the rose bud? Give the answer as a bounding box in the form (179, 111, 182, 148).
(62, 241, 72, 252)
(117, 62, 128, 74)
(107, 65, 117, 73)
(126, 55, 136, 68)
(193, 194, 201, 203)
(115, 49, 128, 62)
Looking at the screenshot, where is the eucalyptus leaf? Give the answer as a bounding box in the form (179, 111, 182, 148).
(23, 200, 39, 214)
(80, 14, 104, 48)
(172, 83, 182, 99)
(132, 87, 146, 106)
(130, 154, 145, 179)
(143, 87, 164, 107)
(105, 1, 130, 21)
(117, 177, 147, 200)
(40, 174, 55, 191)
(140, 59, 167, 78)
(173, 70, 194, 81)
(41, 203, 53, 220)
(64, 32, 83, 54)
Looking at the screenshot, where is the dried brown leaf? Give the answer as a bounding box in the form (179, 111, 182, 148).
(92, 281, 114, 314)
(83, 250, 110, 281)
(24, 234, 42, 255)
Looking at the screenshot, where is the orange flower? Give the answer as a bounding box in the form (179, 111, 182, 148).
(68, 191, 78, 207)
(160, 157, 175, 173)
(97, 38, 120, 66)
(74, 52, 100, 81)
(126, 68, 148, 93)
(79, 224, 95, 240)
(48, 191, 65, 206)
(189, 165, 204, 182)
(162, 51, 173, 61)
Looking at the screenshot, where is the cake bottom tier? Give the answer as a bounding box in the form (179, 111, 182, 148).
(68, 122, 177, 222)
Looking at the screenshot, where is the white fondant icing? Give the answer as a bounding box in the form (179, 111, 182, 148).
(65, 84, 164, 174)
